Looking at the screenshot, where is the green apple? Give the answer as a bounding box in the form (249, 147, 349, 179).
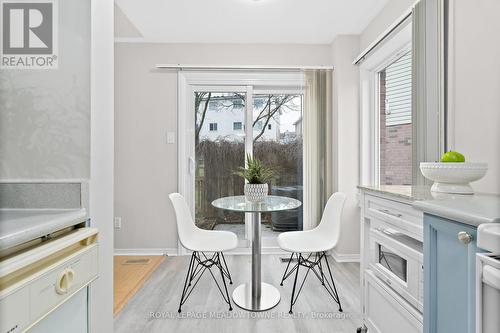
(440, 151, 465, 163)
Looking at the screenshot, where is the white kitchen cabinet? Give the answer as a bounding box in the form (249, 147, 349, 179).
(364, 271, 423, 333)
(359, 186, 426, 333)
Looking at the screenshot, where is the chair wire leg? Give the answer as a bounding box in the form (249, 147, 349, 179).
(322, 252, 343, 312)
(178, 252, 196, 313)
(217, 252, 233, 311)
(289, 253, 301, 314)
(280, 252, 295, 286)
(317, 252, 325, 286)
(220, 252, 233, 284)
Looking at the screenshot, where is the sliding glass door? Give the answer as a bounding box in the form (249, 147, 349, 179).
(192, 87, 303, 249)
(194, 90, 247, 245)
(252, 93, 303, 241)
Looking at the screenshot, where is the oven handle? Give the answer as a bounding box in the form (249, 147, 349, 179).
(483, 265, 500, 290)
(370, 228, 423, 260)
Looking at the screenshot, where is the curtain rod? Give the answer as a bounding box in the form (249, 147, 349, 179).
(155, 64, 334, 70)
(353, 9, 413, 65)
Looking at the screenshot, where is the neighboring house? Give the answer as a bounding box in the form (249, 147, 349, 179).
(198, 96, 281, 142)
(379, 51, 412, 185)
(293, 117, 302, 137)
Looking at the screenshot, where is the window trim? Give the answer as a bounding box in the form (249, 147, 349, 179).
(359, 22, 413, 186)
(359, 9, 446, 186)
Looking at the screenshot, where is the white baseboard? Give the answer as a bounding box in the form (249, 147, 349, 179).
(329, 249, 360, 263)
(114, 248, 178, 256)
(227, 248, 289, 255)
(113, 248, 358, 261)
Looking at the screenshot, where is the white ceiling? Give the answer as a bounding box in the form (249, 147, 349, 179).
(114, 0, 389, 44)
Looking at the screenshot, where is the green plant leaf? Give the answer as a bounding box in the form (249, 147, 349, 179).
(233, 154, 276, 184)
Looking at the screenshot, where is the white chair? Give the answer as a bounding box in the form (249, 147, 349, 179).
(169, 193, 238, 312)
(278, 192, 347, 314)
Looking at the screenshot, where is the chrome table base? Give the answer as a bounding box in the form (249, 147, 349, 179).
(232, 282, 280, 311)
(232, 212, 281, 311)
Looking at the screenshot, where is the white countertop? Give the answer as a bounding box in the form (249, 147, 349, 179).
(359, 185, 500, 227)
(412, 193, 500, 226)
(358, 185, 434, 201)
(0, 208, 87, 250)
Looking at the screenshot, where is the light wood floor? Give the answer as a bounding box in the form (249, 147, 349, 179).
(114, 255, 166, 315)
(114, 255, 362, 333)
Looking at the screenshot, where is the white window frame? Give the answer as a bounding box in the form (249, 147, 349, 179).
(359, 22, 413, 186)
(177, 70, 305, 254)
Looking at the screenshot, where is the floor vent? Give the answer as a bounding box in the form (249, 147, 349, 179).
(122, 258, 151, 265)
(280, 257, 298, 263)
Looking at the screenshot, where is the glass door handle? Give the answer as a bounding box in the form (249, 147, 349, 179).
(188, 157, 195, 175)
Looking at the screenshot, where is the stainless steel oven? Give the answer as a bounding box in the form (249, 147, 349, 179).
(369, 223, 424, 312)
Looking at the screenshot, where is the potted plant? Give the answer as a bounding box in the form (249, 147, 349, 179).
(235, 154, 275, 202)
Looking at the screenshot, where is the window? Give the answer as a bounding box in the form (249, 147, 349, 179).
(267, 124, 272, 130)
(233, 99, 243, 108)
(379, 51, 412, 185)
(254, 98, 265, 108)
(193, 90, 304, 245)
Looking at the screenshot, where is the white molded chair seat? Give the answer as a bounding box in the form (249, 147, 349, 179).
(278, 192, 346, 253)
(169, 192, 237, 252)
(278, 229, 335, 253)
(184, 228, 237, 252)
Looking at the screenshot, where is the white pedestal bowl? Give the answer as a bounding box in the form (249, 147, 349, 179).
(420, 162, 488, 194)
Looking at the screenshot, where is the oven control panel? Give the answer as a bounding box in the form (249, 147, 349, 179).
(0, 228, 98, 333)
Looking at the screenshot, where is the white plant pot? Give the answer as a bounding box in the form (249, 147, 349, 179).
(420, 162, 488, 194)
(244, 183, 268, 202)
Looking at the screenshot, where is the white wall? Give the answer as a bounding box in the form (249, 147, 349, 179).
(114, 42, 333, 251)
(90, 0, 114, 332)
(327, 0, 415, 259)
(331, 36, 361, 259)
(448, 0, 500, 194)
(359, 0, 415, 51)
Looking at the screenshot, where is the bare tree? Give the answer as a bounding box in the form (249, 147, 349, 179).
(195, 92, 211, 145)
(253, 94, 296, 142)
(195, 92, 298, 144)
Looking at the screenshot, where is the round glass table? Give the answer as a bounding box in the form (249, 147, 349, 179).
(212, 195, 302, 311)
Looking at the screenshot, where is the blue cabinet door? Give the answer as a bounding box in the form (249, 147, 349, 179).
(424, 214, 478, 333)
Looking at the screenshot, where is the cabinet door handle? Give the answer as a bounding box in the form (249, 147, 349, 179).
(378, 209, 403, 218)
(458, 231, 473, 245)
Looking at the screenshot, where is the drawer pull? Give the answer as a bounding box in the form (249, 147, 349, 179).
(378, 208, 403, 218)
(457, 231, 473, 245)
